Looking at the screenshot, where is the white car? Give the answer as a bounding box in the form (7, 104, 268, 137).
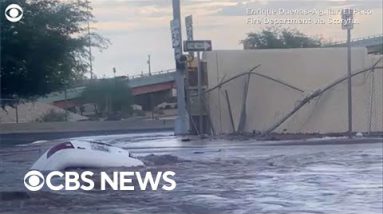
(31, 140, 144, 171)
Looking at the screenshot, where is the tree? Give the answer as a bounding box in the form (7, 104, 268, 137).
(242, 28, 322, 49)
(0, 0, 108, 104)
(81, 79, 134, 118)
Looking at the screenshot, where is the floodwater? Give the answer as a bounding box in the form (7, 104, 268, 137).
(0, 132, 382, 214)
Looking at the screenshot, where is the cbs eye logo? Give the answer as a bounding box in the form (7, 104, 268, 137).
(24, 170, 45, 191)
(5, 4, 23, 23)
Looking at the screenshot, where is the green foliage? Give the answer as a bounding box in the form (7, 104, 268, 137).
(81, 79, 133, 117)
(36, 109, 67, 122)
(242, 28, 322, 49)
(0, 0, 109, 103)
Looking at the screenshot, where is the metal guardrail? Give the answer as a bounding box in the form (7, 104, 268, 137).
(128, 69, 176, 80)
(326, 34, 383, 47)
(29, 70, 178, 103)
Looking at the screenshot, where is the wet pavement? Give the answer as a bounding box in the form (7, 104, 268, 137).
(0, 132, 382, 214)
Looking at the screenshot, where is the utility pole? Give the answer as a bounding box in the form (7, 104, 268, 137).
(64, 86, 68, 121)
(347, 28, 352, 137)
(15, 100, 19, 124)
(112, 67, 117, 114)
(86, 0, 93, 79)
(147, 55, 152, 76)
(342, 9, 353, 138)
(171, 0, 189, 135)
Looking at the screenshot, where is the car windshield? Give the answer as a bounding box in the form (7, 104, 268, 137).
(47, 142, 74, 158)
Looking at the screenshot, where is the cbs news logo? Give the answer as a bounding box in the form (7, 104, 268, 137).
(5, 4, 23, 22)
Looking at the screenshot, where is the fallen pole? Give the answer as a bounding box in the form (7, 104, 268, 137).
(224, 90, 236, 133)
(263, 58, 383, 135)
(203, 65, 261, 95)
(251, 72, 304, 93)
(201, 96, 216, 136)
(190, 64, 305, 98)
(186, 104, 200, 136)
(237, 71, 251, 133)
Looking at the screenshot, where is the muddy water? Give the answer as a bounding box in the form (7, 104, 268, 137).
(1, 132, 382, 214)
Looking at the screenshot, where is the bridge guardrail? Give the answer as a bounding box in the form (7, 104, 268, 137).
(326, 34, 383, 47)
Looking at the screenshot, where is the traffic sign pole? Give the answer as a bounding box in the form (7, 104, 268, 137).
(185, 15, 203, 135)
(185, 15, 194, 133)
(197, 51, 202, 135)
(183, 39, 212, 135)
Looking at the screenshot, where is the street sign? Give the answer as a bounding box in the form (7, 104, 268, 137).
(171, 19, 181, 48)
(341, 9, 354, 30)
(184, 40, 212, 52)
(170, 19, 182, 60)
(185, 15, 193, 41)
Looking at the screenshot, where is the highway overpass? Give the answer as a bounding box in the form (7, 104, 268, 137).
(38, 70, 176, 111)
(326, 34, 383, 54)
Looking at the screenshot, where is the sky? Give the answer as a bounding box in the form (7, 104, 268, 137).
(89, 0, 383, 78)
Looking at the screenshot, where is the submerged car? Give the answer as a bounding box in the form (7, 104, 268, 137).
(31, 140, 144, 171)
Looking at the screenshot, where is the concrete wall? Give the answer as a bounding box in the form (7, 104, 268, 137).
(204, 48, 382, 134)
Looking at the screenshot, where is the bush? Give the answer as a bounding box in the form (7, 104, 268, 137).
(133, 110, 145, 117)
(81, 79, 133, 117)
(36, 110, 67, 122)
